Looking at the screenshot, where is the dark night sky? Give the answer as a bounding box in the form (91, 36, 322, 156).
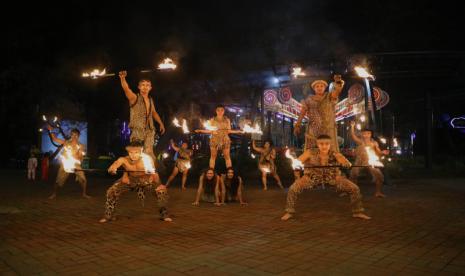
(1, 0, 465, 162)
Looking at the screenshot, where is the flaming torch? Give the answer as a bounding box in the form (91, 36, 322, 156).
(291, 67, 306, 78)
(173, 117, 190, 134)
(242, 123, 263, 134)
(355, 66, 377, 132)
(365, 146, 384, 168)
(82, 68, 115, 79)
(157, 58, 177, 70)
(60, 146, 81, 173)
(141, 153, 156, 174)
(285, 149, 304, 170)
(181, 119, 189, 134)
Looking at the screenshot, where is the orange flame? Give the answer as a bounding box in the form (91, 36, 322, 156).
(173, 117, 190, 133)
(82, 68, 107, 79)
(393, 138, 399, 147)
(285, 149, 304, 170)
(60, 146, 81, 173)
(243, 123, 263, 134)
(158, 58, 177, 70)
(291, 67, 306, 78)
(173, 117, 181, 127)
(141, 153, 156, 174)
(354, 66, 374, 79)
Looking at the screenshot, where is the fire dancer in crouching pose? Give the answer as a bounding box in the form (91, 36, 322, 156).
(281, 135, 371, 221)
(99, 141, 172, 223)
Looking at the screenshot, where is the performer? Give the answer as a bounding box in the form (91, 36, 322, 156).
(281, 135, 370, 221)
(195, 104, 241, 169)
(165, 139, 192, 190)
(99, 141, 171, 223)
(27, 153, 38, 181)
(294, 75, 345, 151)
(119, 71, 165, 159)
(192, 168, 223, 206)
(47, 125, 90, 199)
(349, 121, 388, 198)
(252, 140, 284, 190)
(221, 167, 247, 205)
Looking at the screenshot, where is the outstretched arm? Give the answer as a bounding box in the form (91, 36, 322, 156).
(228, 129, 244, 134)
(329, 75, 345, 100)
(297, 150, 311, 164)
(350, 121, 364, 145)
(252, 140, 264, 153)
(170, 139, 180, 152)
(47, 125, 65, 145)
(195, 129, 214, 134)
(108, 157, 127, 174)
(119, 71, 137, 105)
(334, 152, 352, 168)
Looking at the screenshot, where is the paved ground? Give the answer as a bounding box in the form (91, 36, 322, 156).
(1, 170, 465, 275)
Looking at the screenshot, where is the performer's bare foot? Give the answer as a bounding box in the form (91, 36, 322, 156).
(48, 194, 56, 200)
(263, 187, 268, 191)
(182, 186, 186, 191)
(353, 213, 371, 220)
(82, 194, 91, 199)
(375, 192, 386, 198)
(339, 192, 348, 197)
(99, 218, 108, 223)
(162, 217, 173, 222)
(281, 213, 293, 221)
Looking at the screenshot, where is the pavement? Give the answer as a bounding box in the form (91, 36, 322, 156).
(1, 170, 465, 275)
